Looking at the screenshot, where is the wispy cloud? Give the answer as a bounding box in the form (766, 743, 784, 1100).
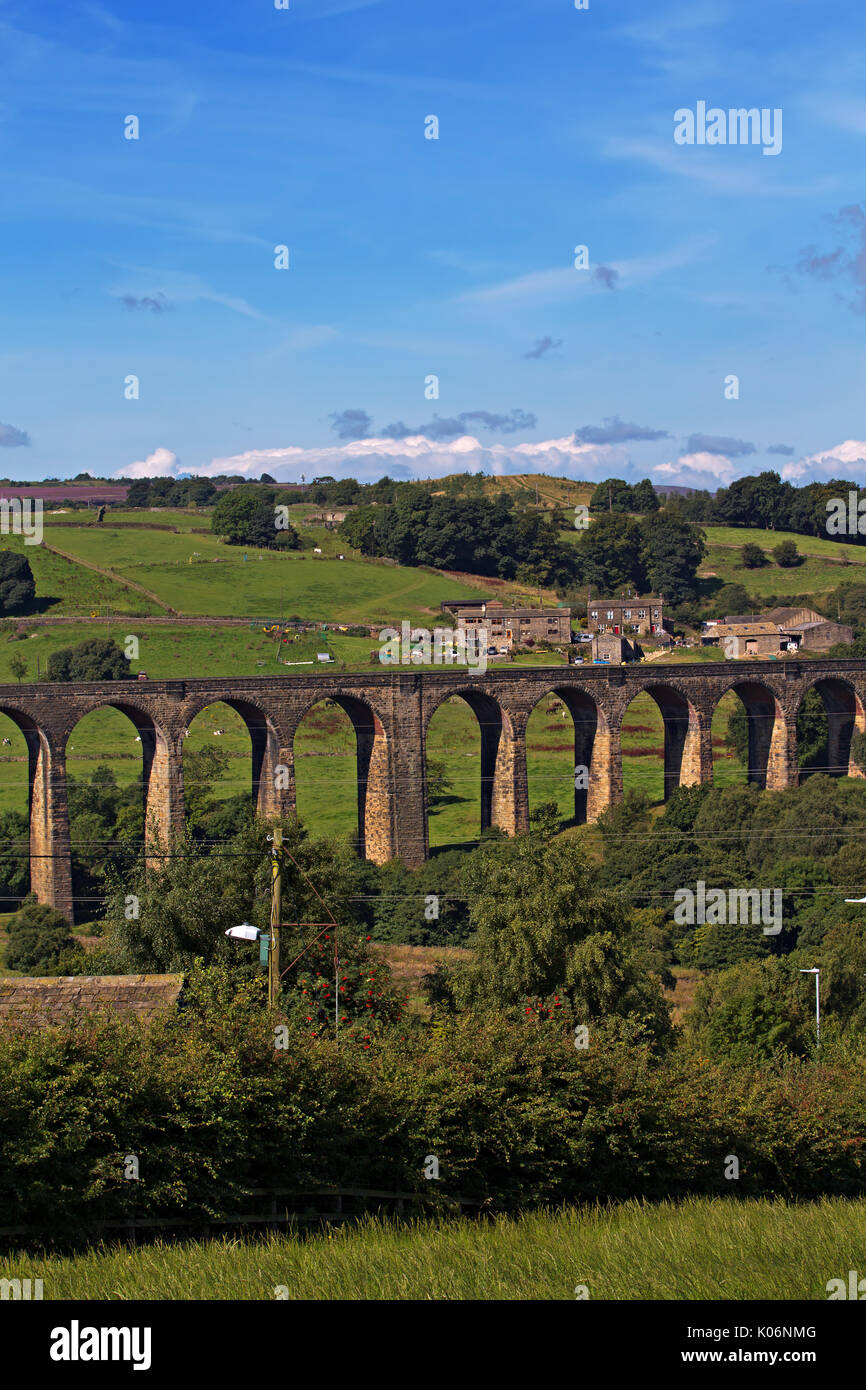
(0, 421, 31, 448)
(523, 336, 563, 359)
(576, 417, 671, 445)
(458, 239, 711, 304)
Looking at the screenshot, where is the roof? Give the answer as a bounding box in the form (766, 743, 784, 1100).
(781, 619, 835, 632)
(712, 622, 780, 638)
(587, 595, 663, 606)
(765, 606, 823, 624)
(0, 974, 185, 1028)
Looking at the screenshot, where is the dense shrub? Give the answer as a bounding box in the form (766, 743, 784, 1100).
(0, 965, 863, 1236)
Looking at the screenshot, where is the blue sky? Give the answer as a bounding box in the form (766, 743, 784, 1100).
(1, 0, 865, 487)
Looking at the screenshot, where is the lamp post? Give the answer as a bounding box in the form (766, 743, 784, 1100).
(225, 829, 340, 1030)
(224, 829, 283, 1007)
(798, 968, 820, 1048)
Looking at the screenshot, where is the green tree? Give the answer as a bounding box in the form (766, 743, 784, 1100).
(3, 895, 75, 974)
(99, 817, 365, 974)
(773, 539, 802, 567)
(0, 552, 36, 615)
(458, 834, 671, 1040)
(211, 487, 299, 549)
(46, 638, 130, 682)
(631, 478, 660, 513)
(9, 654, 27, 683)
(638, 511, 706, 605)
(575, 512, 646, 593)
(740, 542, 768, 569)
(708, 582, 750, 620)
(588, 478, 634, 513)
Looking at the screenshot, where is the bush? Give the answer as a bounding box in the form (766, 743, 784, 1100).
(3, 895, 75, 973)
(0, 976, 863, 1237)
(773, 539, 802, 567)
(46, 638, 130, 682)
(0, 552, 36, 615)
(740, 542, 768, 569)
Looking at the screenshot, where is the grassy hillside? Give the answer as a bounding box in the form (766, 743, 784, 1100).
(699, 525, 866, 601)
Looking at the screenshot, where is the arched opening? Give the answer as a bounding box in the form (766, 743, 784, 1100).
(64, 703, 171, 920)
(711, 682, 782, 789)
(711, 690, 749, 787)
(292, 697, 364, 849)
(621, 684, 700, 804)
(293, 694, 392, 860)
(0, 708, 40, 911)
(424, 691, 507, 848)
(799, 679, 866, 779)
(184, 698, 281, 839)
(525, 687, 607, 826)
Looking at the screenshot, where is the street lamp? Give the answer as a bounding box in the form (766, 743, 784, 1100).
(224, 829, 285, 1005)
(225, 923, 260, 942)
(799, 968, 820, 1048)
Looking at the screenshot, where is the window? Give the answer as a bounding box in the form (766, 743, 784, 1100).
(653, 609, 660, 618)
(623, 610, 631, 620)
(606, 610, 614, 620)
(590, 610, 598, 620)
(638, 609, 646, 620)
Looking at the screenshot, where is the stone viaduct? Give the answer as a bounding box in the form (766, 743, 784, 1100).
(1, 658, 865, 920)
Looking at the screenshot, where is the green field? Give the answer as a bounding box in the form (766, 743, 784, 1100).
(1, 1196, 861, 1299)
(35, 521, 495, 624)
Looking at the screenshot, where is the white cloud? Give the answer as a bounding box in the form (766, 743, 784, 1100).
(180, 433, 630, 483)
(122, 447, 181, 478)
(782, 439, 866, 482)
(653, 450, 739, 488)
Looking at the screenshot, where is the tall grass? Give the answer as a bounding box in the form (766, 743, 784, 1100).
(2, 1197, 863, 1300)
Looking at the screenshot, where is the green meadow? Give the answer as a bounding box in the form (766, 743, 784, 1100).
(35, 520, 491, 624)
(2, 1196, 861, 1300)
(699, 525, 866, 599)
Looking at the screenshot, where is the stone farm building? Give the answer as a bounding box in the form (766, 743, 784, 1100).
(443, 600, 572, 650)
(703, 608, 853, 657)
(586, 594, 665, 637)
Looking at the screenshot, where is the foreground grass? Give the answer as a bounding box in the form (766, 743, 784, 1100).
(3, 1197, 863, 1300)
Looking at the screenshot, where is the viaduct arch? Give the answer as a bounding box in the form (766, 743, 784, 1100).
(1, 658, 864, 920)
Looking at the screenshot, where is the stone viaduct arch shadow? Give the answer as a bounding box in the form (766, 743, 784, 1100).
(637, 683, 704, 803)
(424, 689, 514, 841)
(717, 681, 785, 789)
(68, 700, 180, 868)
(530, 686, 612, 825)
(0, 704, 56, 907)
(292, 694, 393, 862)
(801, 677, 866, 778)
(184, 696, 284, 825)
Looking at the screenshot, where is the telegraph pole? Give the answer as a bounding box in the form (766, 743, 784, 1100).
(269, 827, 282, 1006)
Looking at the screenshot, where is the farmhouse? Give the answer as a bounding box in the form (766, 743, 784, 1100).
(451, 600, 572, 650)
(707, 608, 854, 656)
(586, 594, 664, 637)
